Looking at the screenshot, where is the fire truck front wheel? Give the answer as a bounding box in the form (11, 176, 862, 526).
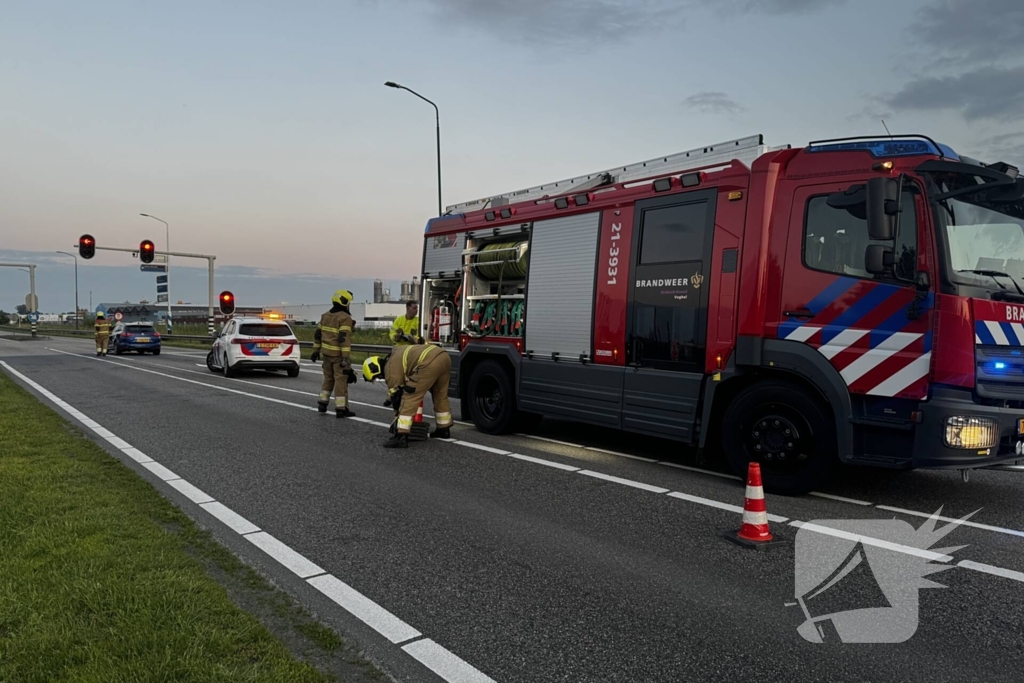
(467, 359, 518, 435)
(721, 380, 838, 496)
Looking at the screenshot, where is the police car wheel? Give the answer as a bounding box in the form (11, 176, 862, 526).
(224, 354, 239, 378)
(721, 379, 837, 496)
(287, 365, 300, 378)
(206, 351, 218, 373)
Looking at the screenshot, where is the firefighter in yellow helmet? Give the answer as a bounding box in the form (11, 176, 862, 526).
(389, 300, 421, 346)
(362, 343, 453, 448)
(310, 289, 357, 417)
(94, 311, 111, 356)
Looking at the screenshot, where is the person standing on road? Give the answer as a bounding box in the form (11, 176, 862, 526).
(310, 289, 357, 418)
(94, 311, 111, 356)
(389, 300, 421, 346)
(363, 343, 453, 449)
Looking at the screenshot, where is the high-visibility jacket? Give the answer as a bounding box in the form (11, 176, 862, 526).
(94, 319, 111, 339)
(389, 314, 419, 344)
(313, 306, 354, 361)
(383, 343, 444, 402)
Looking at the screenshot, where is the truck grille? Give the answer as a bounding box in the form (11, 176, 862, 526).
(976, 345, 1024, 400)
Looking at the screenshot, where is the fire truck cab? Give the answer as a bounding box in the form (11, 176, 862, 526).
(418, 134, 1024, 494)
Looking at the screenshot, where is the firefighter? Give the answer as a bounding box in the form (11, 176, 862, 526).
(309, 289, 357, 418)
(389, 300, 421, 346)
(362, 343, 453, 448)
(94, 311, 111, 356)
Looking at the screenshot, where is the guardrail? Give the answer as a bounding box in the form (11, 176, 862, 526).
(0, 326, 393, 354)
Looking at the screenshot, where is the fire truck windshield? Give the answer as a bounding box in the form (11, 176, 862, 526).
(930, 171, 1024, 291)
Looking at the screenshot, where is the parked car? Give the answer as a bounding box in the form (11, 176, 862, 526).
(206, 317, 301, 377)
(109, 322, 161, 355)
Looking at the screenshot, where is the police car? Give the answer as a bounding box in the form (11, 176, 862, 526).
(206, 316, 301, 378)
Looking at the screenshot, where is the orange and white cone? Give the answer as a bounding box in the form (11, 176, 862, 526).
(725, 462, 783, 549)
(409, 401, 429, 441)
(413, 402, 424, 424)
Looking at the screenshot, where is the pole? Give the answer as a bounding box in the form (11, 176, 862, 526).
(207, 256, 216, 336)
(29, 265, 36, 338)
(384, 81, 442, 216)
(140, 214, 171, 334)
(56, 251, 79, 329)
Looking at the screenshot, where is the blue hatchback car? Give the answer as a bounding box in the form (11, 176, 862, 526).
(108, 322, 162, 355)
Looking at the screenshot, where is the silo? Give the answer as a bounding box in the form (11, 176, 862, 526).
(373, 279, 384, 304)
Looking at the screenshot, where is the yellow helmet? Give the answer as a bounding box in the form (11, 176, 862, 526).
(362, 355, 384, 382)
(332, 289, 354, 307)
(96, 311, 105, 318)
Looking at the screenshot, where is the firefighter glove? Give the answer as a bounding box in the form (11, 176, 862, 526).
(309, 351, 320, 363)
(346, 370, 357, 384)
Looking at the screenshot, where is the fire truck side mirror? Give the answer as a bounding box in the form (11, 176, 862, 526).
(865, 177, 899, 241)
(865, 244, 895, 276)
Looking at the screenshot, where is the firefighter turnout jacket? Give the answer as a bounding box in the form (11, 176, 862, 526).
(313, 304, 355, 409)
(94, 316, 112, 354)
(383, 343, 453, 434)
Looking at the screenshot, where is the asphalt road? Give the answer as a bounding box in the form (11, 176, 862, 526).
(4, 335, 1024, 682)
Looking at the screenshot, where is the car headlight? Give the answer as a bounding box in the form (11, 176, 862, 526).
(944, 416, 999, 449)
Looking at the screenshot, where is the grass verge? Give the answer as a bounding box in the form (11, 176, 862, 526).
(0, 372, 384, 682)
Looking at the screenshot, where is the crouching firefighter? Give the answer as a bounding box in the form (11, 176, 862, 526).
(94, 311, 111, 356)
(362, 344, 453, 448)
(310, 289, 357, 418)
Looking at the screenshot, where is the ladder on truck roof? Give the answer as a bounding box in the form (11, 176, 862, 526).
(445, 133, 788, 214)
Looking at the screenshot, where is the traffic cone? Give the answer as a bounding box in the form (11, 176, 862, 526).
(409, 401, 429, 441)
(724, 462, 785, 549)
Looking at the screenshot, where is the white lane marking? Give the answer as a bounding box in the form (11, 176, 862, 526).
(577, 470, 670, 494)
(307, 574, 422, 644)
(515, 433, 583, 448)
(959, 560, 1024, 584)
(506, 453, 581, 472)
(790, 521, 954, 563)
(142, 461, 180, 482)
(810, 492, 873, 506)
(0, 359, 496, 683)
(352, 416, 393, 428)
(587, 447, 658, 462)
(105, 436, 132, 450)
(402, 639, 497, 683)
(876, 505, 1024, 539)
(657, 461, 742, 481)
(198, 502, 262, 535)
(451, 440, 511, 455)
(167, 478, 216, 504)
(245, 532, 327, 579)
(668, 491, 790, 523)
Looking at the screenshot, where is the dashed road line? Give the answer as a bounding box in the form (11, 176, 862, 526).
(876, 505, 1023, 539)
(810, 492, 873, 506)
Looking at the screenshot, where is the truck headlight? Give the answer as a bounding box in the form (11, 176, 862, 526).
(944, 416, 999, 449)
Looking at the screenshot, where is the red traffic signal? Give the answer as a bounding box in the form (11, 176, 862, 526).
(219, 291, 235, 315)
(139, 240, 155, 264)
(79, 234, 96, 259)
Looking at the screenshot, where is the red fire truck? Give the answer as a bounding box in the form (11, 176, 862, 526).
(417, 134, 1024, 493)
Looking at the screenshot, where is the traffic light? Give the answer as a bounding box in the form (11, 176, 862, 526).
(79, 234, 96, 259)
(139, 240, 155, 264)
(219, 291, 235, 315)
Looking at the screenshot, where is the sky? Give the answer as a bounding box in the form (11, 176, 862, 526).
(2, 0, 1023, 312)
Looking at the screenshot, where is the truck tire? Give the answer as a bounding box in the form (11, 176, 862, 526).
(720, 380, 837, 496)
(467, 360, 518, 435)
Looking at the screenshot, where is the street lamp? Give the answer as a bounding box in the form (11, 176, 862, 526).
(140, 213, 171, 333)
(385, 81, 442, 217)
(55, 251, 80, 329)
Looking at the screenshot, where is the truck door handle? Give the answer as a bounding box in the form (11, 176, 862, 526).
(783, 308, 813, 319)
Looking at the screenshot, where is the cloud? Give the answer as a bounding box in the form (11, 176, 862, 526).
(878, 66, 1024, 122)
(410, 0, 848, 47)
(681, 91, 745, 115)
(916, 0, 1024, 65)
(976, 132, 1024, 165)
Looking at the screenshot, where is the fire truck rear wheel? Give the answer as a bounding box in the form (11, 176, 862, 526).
(468, 360, 517, 435)
(721, 379, 837, 496)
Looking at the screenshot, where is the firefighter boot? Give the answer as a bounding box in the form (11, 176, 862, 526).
(430, 426, 451, 440)
(336, 408, 356, 419)
(383, 433, 408, 449)
(317, 402, 328, 413)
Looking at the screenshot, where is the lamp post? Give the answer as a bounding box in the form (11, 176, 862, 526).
(55, 251, 80, 329)
(140, 213, 171, 333)
(385, 81, 442, 217)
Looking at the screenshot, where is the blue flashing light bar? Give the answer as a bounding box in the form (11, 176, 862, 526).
(806, 139, 959, 160)
(424, 214, 464, 233)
